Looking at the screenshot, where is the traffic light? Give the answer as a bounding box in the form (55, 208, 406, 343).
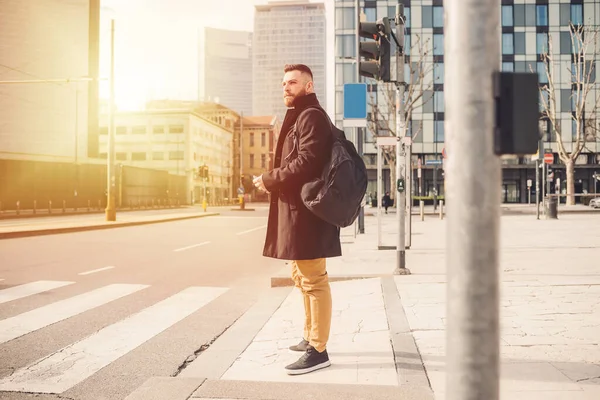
(359, 17, 391, 82)
(197, 165, 209, 179)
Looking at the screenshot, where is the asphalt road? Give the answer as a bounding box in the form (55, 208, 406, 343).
(0, 207, 287, 400)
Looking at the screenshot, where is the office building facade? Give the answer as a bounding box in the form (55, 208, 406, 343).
(253, 1, 327, 124)
(335, 0, 600, 203)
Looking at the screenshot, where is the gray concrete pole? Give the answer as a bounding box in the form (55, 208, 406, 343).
(394, 1, 409, 275)
(445, 0, 501, 399)
(105, 19, 116, 222)
(406, 143, 412, 248)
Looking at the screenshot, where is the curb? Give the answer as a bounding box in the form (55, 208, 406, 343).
(0, 206, 191, 220)
(0, 213, 220, 240)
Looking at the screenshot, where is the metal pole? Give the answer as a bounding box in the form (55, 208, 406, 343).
(377, 142, 382, 248)
(394, 2, 409, 275)
(446, 0, 501, 398)
(355, 0, 365, 234)
(536, 158, 540, 219)
(406, 143, 412, 248)
(105, 19, 116, 222)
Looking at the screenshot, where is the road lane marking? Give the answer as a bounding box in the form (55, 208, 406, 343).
(0, 281, 73, 305)
(78, 266, 115, 276)
(0, 284, 148, 344)
(236, 225, 267, 236)
(0, 286, 229, 394)
(173, 241, 210, 252)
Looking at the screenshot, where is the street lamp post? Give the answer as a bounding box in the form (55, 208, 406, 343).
(105, 19, 117, 221)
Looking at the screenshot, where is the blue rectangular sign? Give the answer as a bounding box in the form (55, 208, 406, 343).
(343, 83, 367, 119)
(425, 160, 443, 165)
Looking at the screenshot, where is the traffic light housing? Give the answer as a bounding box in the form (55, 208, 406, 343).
(359, 17, 391, 82)
(198, 165, 209, 179)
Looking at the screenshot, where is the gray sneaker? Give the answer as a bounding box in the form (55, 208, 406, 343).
(285, 345, 331, 375)
(288, 339, 309, 353)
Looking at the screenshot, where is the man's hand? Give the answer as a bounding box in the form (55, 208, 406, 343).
(253, 174, 269, 193)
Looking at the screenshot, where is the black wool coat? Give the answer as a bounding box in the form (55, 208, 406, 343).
(262, 93, 342, 261)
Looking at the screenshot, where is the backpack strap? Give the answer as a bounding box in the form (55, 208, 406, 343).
(293, 106, 336, 149)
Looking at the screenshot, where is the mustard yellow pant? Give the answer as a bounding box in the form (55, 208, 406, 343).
(291, 258, 332, 353)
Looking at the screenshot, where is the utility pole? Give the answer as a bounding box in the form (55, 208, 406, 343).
(446, 0, 501, 399)
(355, 0, 365, 234)
(393, 1, 410, 275)
(536, 139, 542, 219)
(105, 19, 116, 222)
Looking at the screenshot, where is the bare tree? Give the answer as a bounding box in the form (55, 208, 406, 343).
(367, 34, 434, 199)
(538, 23, 599, 205)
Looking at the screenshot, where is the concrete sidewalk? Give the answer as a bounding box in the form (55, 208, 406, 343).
(124, 212, 599, 400)
(0, 208, 221, 239)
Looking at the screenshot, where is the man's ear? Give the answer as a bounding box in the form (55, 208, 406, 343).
(306, 80, 314, 93)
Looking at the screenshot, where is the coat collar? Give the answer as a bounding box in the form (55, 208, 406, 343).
(290, 92, 320, 112)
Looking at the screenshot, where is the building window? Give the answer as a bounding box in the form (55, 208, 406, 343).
(514, 32, 525, 55)
(153, 125, 164, 134)
(433, 6, 443, 28)
(152, 152, 164, 160)
(116, 152, 127, 160)
(434, 91, 444, 113)
(422, 6, 432, 28)
(502, 62, 514, 72)
(261, 154, 266, 168)
(365, 7, 375, 22)
(250, 154, 255, 168)
(433, 34, 443, 56)
(98, 152, 107, 159)
(560, 32, 571, 54)
(536, 33, 548, 55)
(261, 132, 266, 147)
(336, 34, 356, 58)
(132, 126, 146, 135)
(514, 5, 525, 27)
(537, 62, 548, 84)
(99, 127, 108, 135)
(116, 126, 127, 135)
(335, 7, 355, 30)
(434, 63, 444, 84)
(423, 90, 434, 113)
(502, 33, 514, 55)
(536, 5, 548, 26)
(571, 4, 583, 26)
(250, 133, 255, 146)
(169, 125, 184, 134)
(169, 151, 184, 160)
(501, 5, 513, 27)
(434, 121, 445, 143)
(132, 152, 146, 161)
(525, 4, 536, 26)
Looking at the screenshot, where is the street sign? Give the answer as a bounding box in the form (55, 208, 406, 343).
(527, 179, 532, 187)
(343, 83, 367, 128)
(544, 153, 554, 164)
(425, 160, 443, 166)
(376, 136, 397, 146)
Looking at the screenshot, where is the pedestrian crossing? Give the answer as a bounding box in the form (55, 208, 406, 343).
(0, 280, 229, 395)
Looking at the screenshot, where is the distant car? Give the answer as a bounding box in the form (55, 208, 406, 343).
(590, 198, 600, 209)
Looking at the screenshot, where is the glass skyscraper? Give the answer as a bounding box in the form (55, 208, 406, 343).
(335, 0, 600, 203)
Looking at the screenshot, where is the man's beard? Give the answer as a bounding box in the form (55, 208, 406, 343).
(284, 88, 307, 107)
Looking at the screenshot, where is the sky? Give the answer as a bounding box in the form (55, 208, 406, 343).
(99, 0, 335, 114)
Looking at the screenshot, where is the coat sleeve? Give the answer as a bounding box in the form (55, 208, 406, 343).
(262, 109, 330, 192)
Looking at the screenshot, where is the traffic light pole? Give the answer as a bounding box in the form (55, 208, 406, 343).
(355, 0, 365, 234)
(446, 0, 501, 398)
(393, 2, 409, 275)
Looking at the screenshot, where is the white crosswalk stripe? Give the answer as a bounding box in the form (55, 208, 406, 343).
(0, 285, 229, 394)
(0, 280, 73, 304)
(0, 283, 148, 344)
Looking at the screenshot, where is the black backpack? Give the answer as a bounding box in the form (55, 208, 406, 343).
(297, 107, 368, 228)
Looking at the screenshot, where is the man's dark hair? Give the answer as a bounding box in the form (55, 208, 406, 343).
(284, 64, 313, 80)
